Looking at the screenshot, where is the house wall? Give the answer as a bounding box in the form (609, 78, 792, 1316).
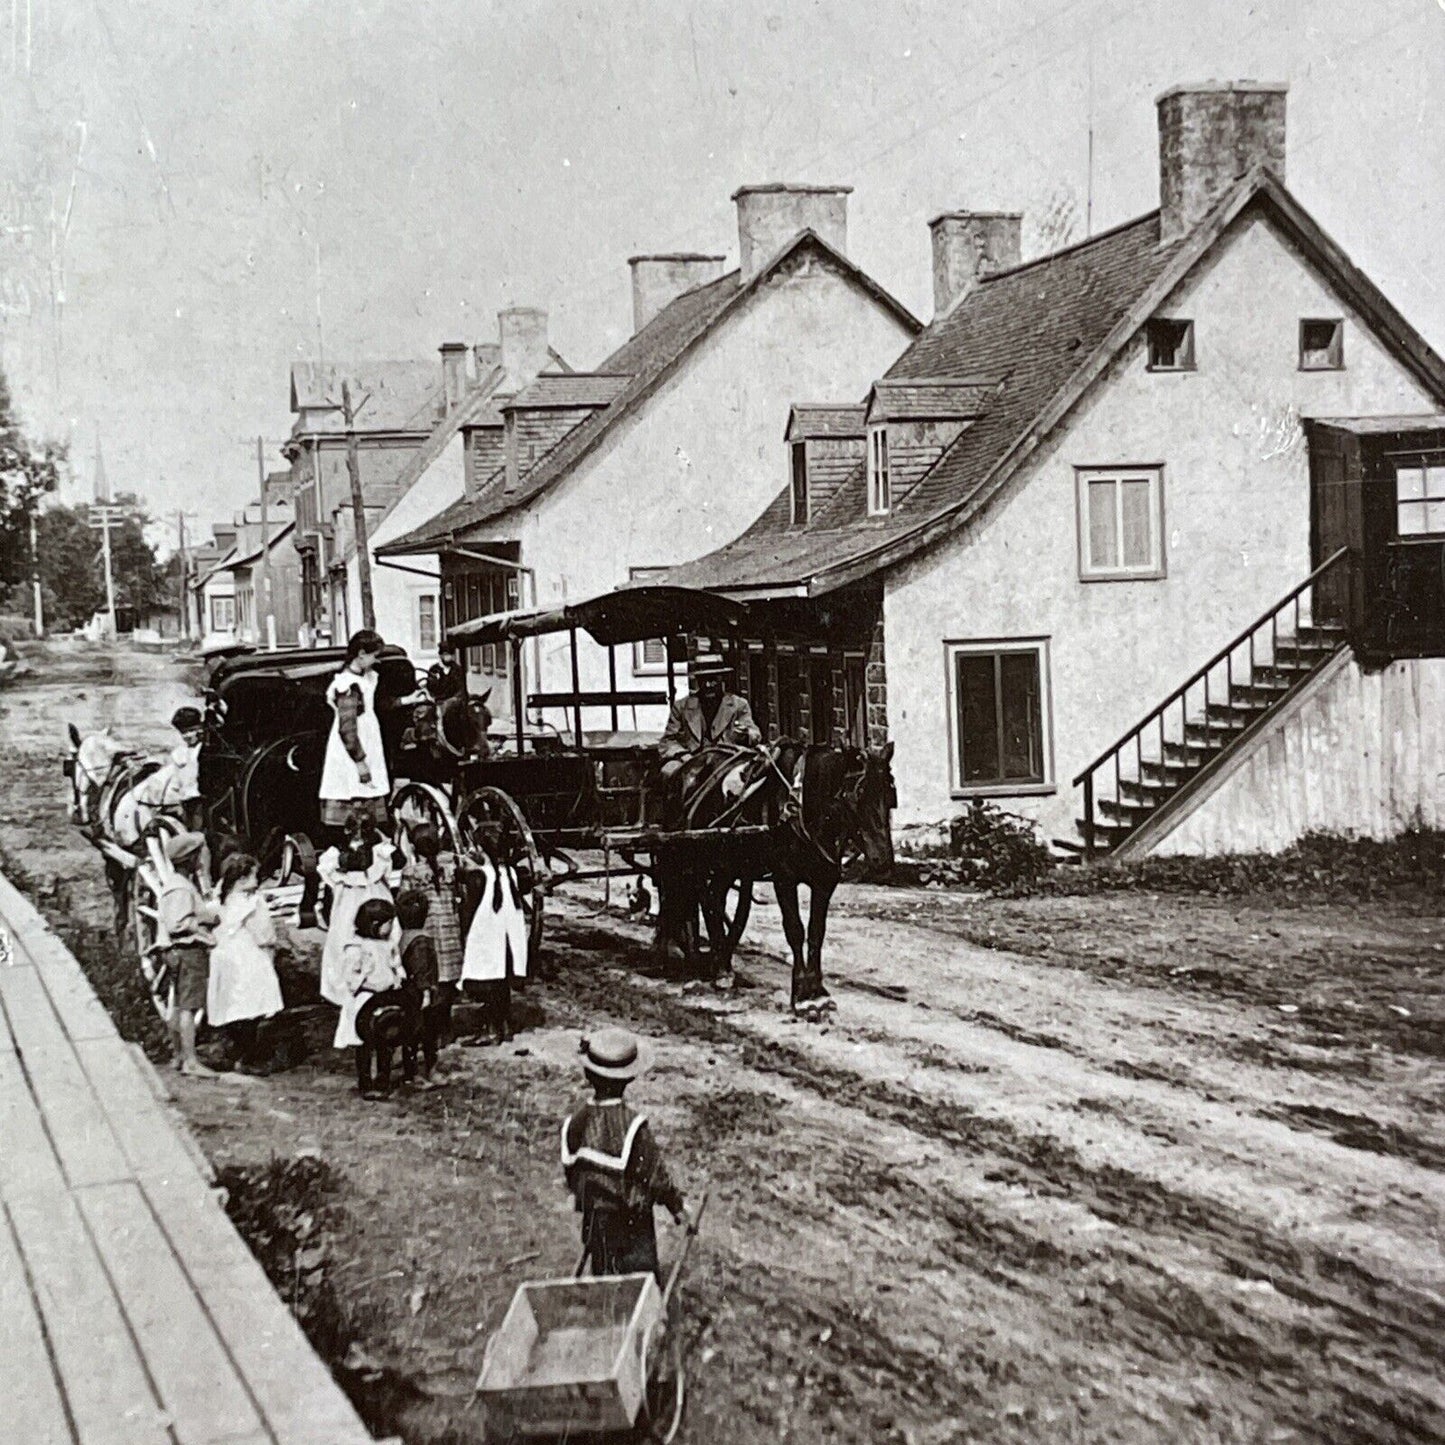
(362, 432, 465, 665)
(1151, 653, 1445, 853)
(198, 575, 235, 637)
(475, 249, 914, 734)
(883, 212, 1438, 842)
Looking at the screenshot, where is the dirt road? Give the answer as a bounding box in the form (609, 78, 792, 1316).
(4, 646, 1444, 1444)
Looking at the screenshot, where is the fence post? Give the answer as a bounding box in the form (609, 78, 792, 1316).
(1082, 773, 1095, 861)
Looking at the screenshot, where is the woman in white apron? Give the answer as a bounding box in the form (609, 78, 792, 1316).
(320, 629, 391, 833)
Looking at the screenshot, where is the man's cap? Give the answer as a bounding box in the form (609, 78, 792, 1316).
(580, 1027, 649, 1081)
(171, 706, 203, 731)
(164, 831, 207, 866)
(690, 652, 733, 678)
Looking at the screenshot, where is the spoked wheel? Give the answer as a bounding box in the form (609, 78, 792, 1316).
(391, 781, 465, 857)
(130, 859, 175, 1023)
(457, 786, 545, 967)
(637, 1320, 686, 1443)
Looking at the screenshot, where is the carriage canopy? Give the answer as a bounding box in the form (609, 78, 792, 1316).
(445, 585, 751, 649)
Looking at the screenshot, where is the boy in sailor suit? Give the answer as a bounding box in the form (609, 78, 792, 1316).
(562, 1029, 685, 1279)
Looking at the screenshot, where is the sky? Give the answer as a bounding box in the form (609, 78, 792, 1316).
(1, 0, 1443, 540)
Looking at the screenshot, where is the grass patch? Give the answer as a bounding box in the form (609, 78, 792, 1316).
(1024, 828, 1445, 902)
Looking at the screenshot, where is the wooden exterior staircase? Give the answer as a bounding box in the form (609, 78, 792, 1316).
(1066, 549, 1354, 860)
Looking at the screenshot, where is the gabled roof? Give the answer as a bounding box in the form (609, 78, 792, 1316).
(865, 377, 999, 423)
(786, 404, 867, 441)
(379, 230, 919, 556)
(505, 374, 630, 410)
(663, 171, 1445, 598)
(228, 521, 298, 571)
(289, 360, 442, 435)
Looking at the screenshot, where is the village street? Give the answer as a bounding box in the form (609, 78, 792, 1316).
(3, 650, 1443, 1444)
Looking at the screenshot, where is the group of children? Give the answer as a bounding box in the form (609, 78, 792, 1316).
(316, 810, 528, 1100)
(149, 801, 528, 1097)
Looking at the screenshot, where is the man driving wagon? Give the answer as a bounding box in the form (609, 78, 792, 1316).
(657, 652, 761, 786)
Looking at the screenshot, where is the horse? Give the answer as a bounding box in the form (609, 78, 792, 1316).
(653, 739, 896, 1011)
(65, 723, 193, 934)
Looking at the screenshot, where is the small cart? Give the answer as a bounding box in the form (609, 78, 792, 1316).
(476, 1198, 706, 1443)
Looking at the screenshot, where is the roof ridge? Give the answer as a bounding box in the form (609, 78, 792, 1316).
(975, 209, 1164, 285)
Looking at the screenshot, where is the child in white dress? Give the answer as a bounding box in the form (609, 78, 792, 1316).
(207, 852, 284, 1074)
(459, 847, 529, 1045)
(318, 815, 395, 1010)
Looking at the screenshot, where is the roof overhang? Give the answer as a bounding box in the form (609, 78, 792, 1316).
(446, 585, 751, 648)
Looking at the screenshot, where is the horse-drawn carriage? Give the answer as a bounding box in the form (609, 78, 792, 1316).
(67, 583, 895, 1017)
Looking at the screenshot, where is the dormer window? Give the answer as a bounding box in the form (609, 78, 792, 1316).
(1147, 318, 1195, 371)
(868, 427, 891, 515)
(1300, 318, 1344, 370)
(790, 442, 809, 526)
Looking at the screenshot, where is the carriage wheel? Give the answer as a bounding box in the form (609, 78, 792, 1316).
(457, 787, 546, 968)
(391, 781, 465, 858)
(637, 1321, 686, 1443)
(130, 863, 176, 1024)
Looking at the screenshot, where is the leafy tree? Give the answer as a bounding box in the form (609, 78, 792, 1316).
(0, 370, 61, 588)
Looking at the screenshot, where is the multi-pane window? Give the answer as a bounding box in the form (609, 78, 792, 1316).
(790, 443, 809, 526)
(1395, 459, 1445, 537)
(210, 595, 235, 632)
(417, 594, 438, 652)
(775, 650, 801, 739)
(868, 427, 891, 515)
(629, 566, 669, 674)
(1077, 467, 1164, 580)
(1300, 318, 1344, 370)
(1147, 318, 1195, 371)
(806, 654, 835, 744)
(948, 642, 1049, 791)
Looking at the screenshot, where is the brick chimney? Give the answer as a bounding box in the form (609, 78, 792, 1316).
(498, 307, 551, 394)
(1157, 81, 1287, 245)
(628, 253, 726, 332)
(439, 342, 470, 414)
(733, 183, 851, 282)
(929, 211, 1022, 317)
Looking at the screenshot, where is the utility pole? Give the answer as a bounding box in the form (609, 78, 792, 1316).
(29, 509, 42, 637)
(255, 435, 276, 650)
(176, 510, 193, 640)
(98, 506, 117, 631)
(341, 380, 375, 632)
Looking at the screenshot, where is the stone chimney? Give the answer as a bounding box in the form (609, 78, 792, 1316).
(733, 183, 851, 282)
(628, 253, 727, 332)
(1157, 81, 1287, 245)
(498, 307, 551, 394)
(439, 342, 470, 414)
(929, 211, 1022, 317)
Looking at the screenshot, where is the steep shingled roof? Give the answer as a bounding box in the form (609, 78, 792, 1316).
(505, 374, 630, 410)
(786, 404, 867, 441)
(379, 231, 919, 555)
(663, 173, 1445, 597)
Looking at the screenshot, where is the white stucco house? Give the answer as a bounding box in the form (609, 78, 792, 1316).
(377, 183, 920, 733)
(665, 82, 1445, 858)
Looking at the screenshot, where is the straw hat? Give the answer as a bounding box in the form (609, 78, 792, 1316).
(580, 1028, 650, 1081)
(356, 992, 421, 1051)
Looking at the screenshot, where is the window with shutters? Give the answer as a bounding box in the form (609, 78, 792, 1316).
(1076, 466, 1165, 581)
(946, 640, 1052, 794)
(629, 566, 671, 675)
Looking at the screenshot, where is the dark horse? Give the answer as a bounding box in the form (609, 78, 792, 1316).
(654, 739, 895, 1011)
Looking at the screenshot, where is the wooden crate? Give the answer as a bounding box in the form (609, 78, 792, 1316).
(478, 1273, 662, 1437)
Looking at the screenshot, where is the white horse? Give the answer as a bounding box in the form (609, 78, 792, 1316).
(66, 723, 193, 933)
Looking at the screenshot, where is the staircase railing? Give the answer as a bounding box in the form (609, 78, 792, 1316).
(1073, 548, 1354, 860)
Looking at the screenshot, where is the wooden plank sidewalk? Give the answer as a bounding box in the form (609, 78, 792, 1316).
(0, 870, 382, 1445)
